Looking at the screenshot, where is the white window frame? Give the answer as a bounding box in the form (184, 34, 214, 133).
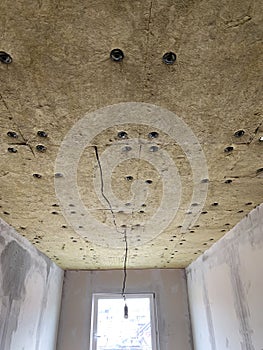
(90, 293, 159, 350)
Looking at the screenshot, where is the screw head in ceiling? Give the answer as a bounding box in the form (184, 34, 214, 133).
(7, 131, 18, 138)
(7, 147, 17, 153)
(110, 49, 124, 62)
(36, 144, 47, 152)
(117, 131, 128, 139)
(224, 146, 234, 153)
(149, 145, 159, 152)
(234, 130, 245, 137)
(148, 131, 159, 139)
(162, 52, 176, 65)
(225, 179, 232, 183)
(0, 51, 12, 64)
(37, 131, 48, 138)
(55, 172, 63, 178)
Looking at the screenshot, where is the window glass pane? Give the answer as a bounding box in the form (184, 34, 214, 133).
(94, 296, 154, 350)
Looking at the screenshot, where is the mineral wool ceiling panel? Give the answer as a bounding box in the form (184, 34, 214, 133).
(0, 0, 262, 269)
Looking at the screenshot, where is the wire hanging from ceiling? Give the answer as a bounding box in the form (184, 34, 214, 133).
(121, 229, 129, 318)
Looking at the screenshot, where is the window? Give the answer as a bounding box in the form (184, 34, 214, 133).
(90, 293, 159, 350)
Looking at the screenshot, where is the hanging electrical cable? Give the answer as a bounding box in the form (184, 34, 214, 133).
(94, 145, 129, 318)
(121, 229, 129, 318)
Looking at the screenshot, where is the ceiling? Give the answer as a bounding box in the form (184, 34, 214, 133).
(0, 0, 262, 270)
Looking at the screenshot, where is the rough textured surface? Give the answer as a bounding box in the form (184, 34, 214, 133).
(186, 204, 263, 350)
(0, 218, 64, 350)
(57, 269, 193, 350)
(0, 0, 262, 269)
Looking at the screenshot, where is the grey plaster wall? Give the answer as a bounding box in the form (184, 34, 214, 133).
(57, 269, 193, 350)
(0, 218, 64, 350)
(186, 204, 263, 350)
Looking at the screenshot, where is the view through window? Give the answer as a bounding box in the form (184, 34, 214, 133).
(90, 293, 158, 350)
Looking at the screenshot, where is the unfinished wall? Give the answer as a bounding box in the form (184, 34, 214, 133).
(57, 269, 193, 350)
(0, 218, 64, 350)
(186, 204, 263, 350)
